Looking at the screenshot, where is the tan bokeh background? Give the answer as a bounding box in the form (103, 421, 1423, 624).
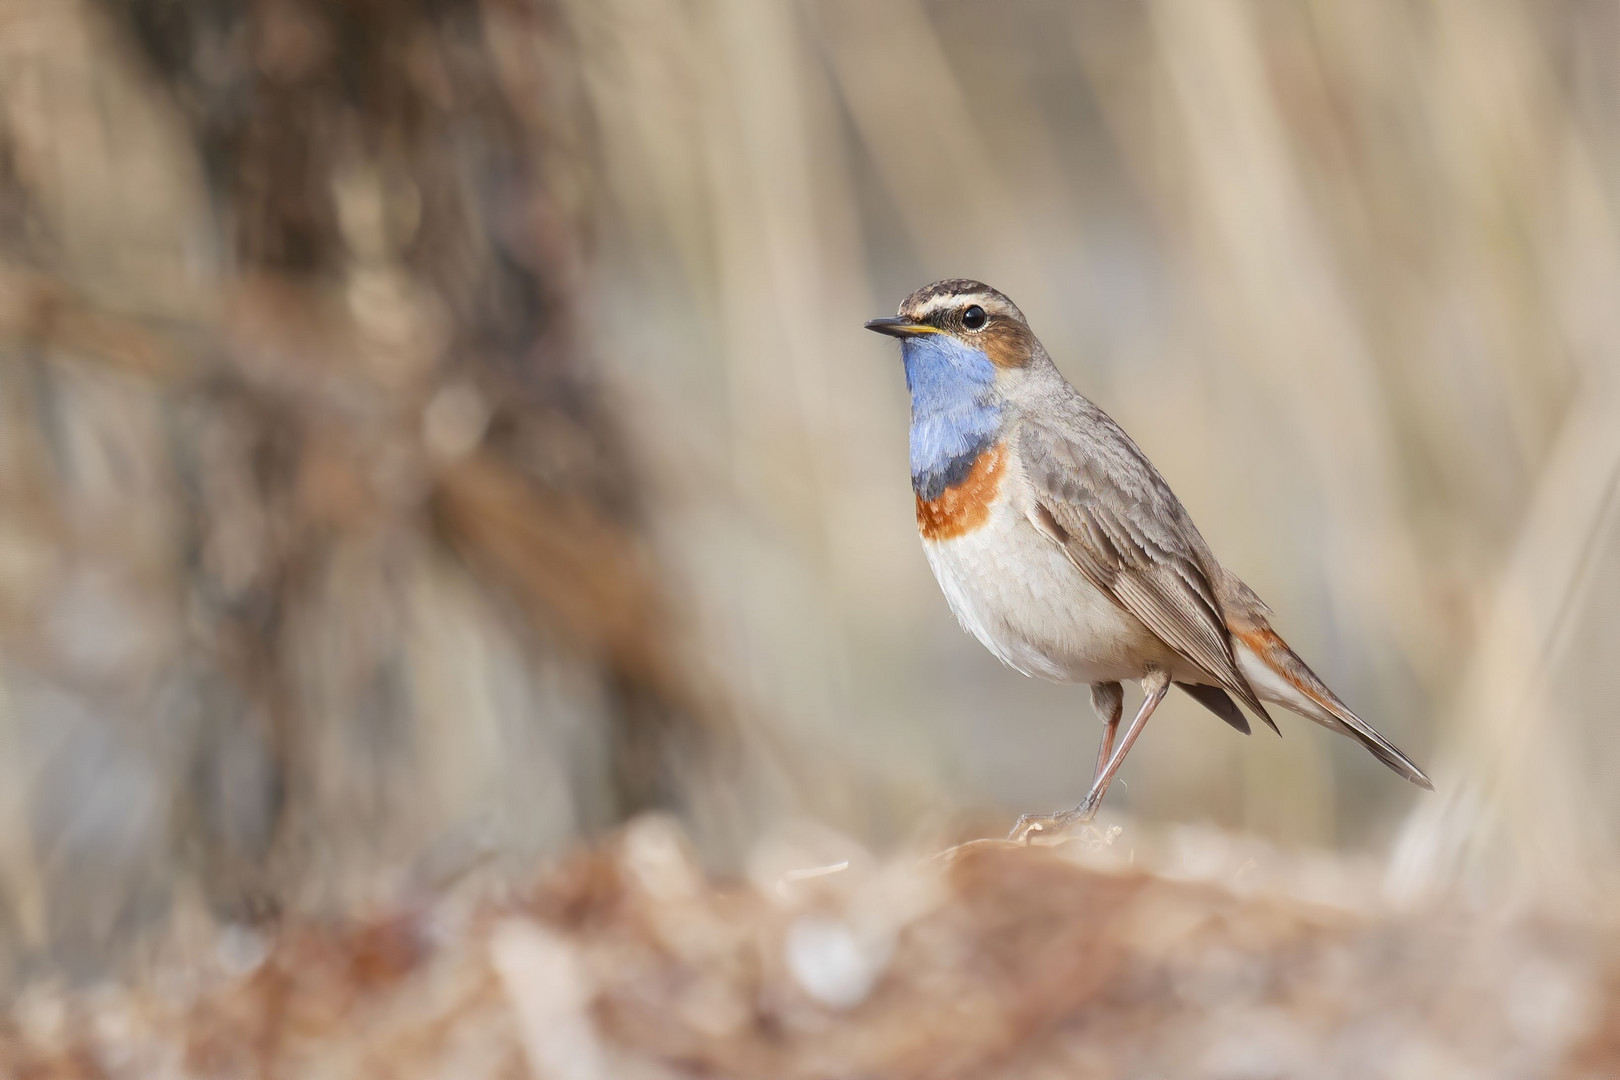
(0, 0, 1616, 986)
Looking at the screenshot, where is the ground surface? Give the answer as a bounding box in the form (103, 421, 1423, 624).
(3, 817, 1616, 1080)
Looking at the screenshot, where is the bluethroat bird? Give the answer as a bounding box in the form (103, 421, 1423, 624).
(866, 280, 1433, 841)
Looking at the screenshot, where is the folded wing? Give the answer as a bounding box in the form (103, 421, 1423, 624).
(1019, 415, 1278, 733)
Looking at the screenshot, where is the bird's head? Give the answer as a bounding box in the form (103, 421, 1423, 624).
(866, 281, 1041, 492)
(864, 278, 1038, 377)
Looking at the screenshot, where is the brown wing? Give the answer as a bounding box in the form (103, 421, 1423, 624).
(1019, 418, 1277, 731)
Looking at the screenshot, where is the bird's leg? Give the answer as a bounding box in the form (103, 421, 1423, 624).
(1006, 682, 1119, 844)
(1077, 668, 1170, 819)
(1009, 669, 1170, 842)
(1088, 681, 1124, 784)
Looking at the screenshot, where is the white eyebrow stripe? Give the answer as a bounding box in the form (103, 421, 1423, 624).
(911, 291, 994, 319)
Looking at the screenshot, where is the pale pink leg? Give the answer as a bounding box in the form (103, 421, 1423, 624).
(1009, 669, 1170, 842)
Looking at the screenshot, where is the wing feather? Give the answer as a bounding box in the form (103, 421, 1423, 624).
(1020, 419, 1275, 728)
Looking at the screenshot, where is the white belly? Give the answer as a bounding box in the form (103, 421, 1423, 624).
(921, 498, 1175, 684)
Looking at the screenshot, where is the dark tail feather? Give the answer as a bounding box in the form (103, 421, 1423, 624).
(1277, 651, 1433, 790)
(1178, 681, 1280, 736)
(1178, 682, 1256, 736)
(1232, 623, 1432, 789)
(1341, 720, 1435, 790)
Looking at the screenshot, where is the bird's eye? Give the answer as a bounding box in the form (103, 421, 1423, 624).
(961, 304, 987, 331)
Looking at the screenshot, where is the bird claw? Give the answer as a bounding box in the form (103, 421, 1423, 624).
(1006, 814, 1049, 843)
(1007, 802, 1096, 843)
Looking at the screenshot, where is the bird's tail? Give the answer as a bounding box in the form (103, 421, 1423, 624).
(1230, 624, 1434, 790)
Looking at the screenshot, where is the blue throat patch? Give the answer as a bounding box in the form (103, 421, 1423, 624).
(902, 334, 1003, 501)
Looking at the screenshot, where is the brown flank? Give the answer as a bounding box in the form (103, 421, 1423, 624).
(917, 444, 1006, 541)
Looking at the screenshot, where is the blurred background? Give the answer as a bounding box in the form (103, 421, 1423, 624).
(0, 0, 1617, 988)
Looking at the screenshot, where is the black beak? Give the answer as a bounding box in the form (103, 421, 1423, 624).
(864, 316, 937, 339)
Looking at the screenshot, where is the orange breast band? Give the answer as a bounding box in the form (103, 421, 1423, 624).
(916, 444, 1005, 541)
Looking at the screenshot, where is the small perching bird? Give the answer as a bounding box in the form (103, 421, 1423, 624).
(866, 280, 1432, 840)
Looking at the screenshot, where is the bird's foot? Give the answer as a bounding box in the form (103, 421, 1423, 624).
(1006, 813, 1065, 843)
(1007, 798, 1099, 843)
